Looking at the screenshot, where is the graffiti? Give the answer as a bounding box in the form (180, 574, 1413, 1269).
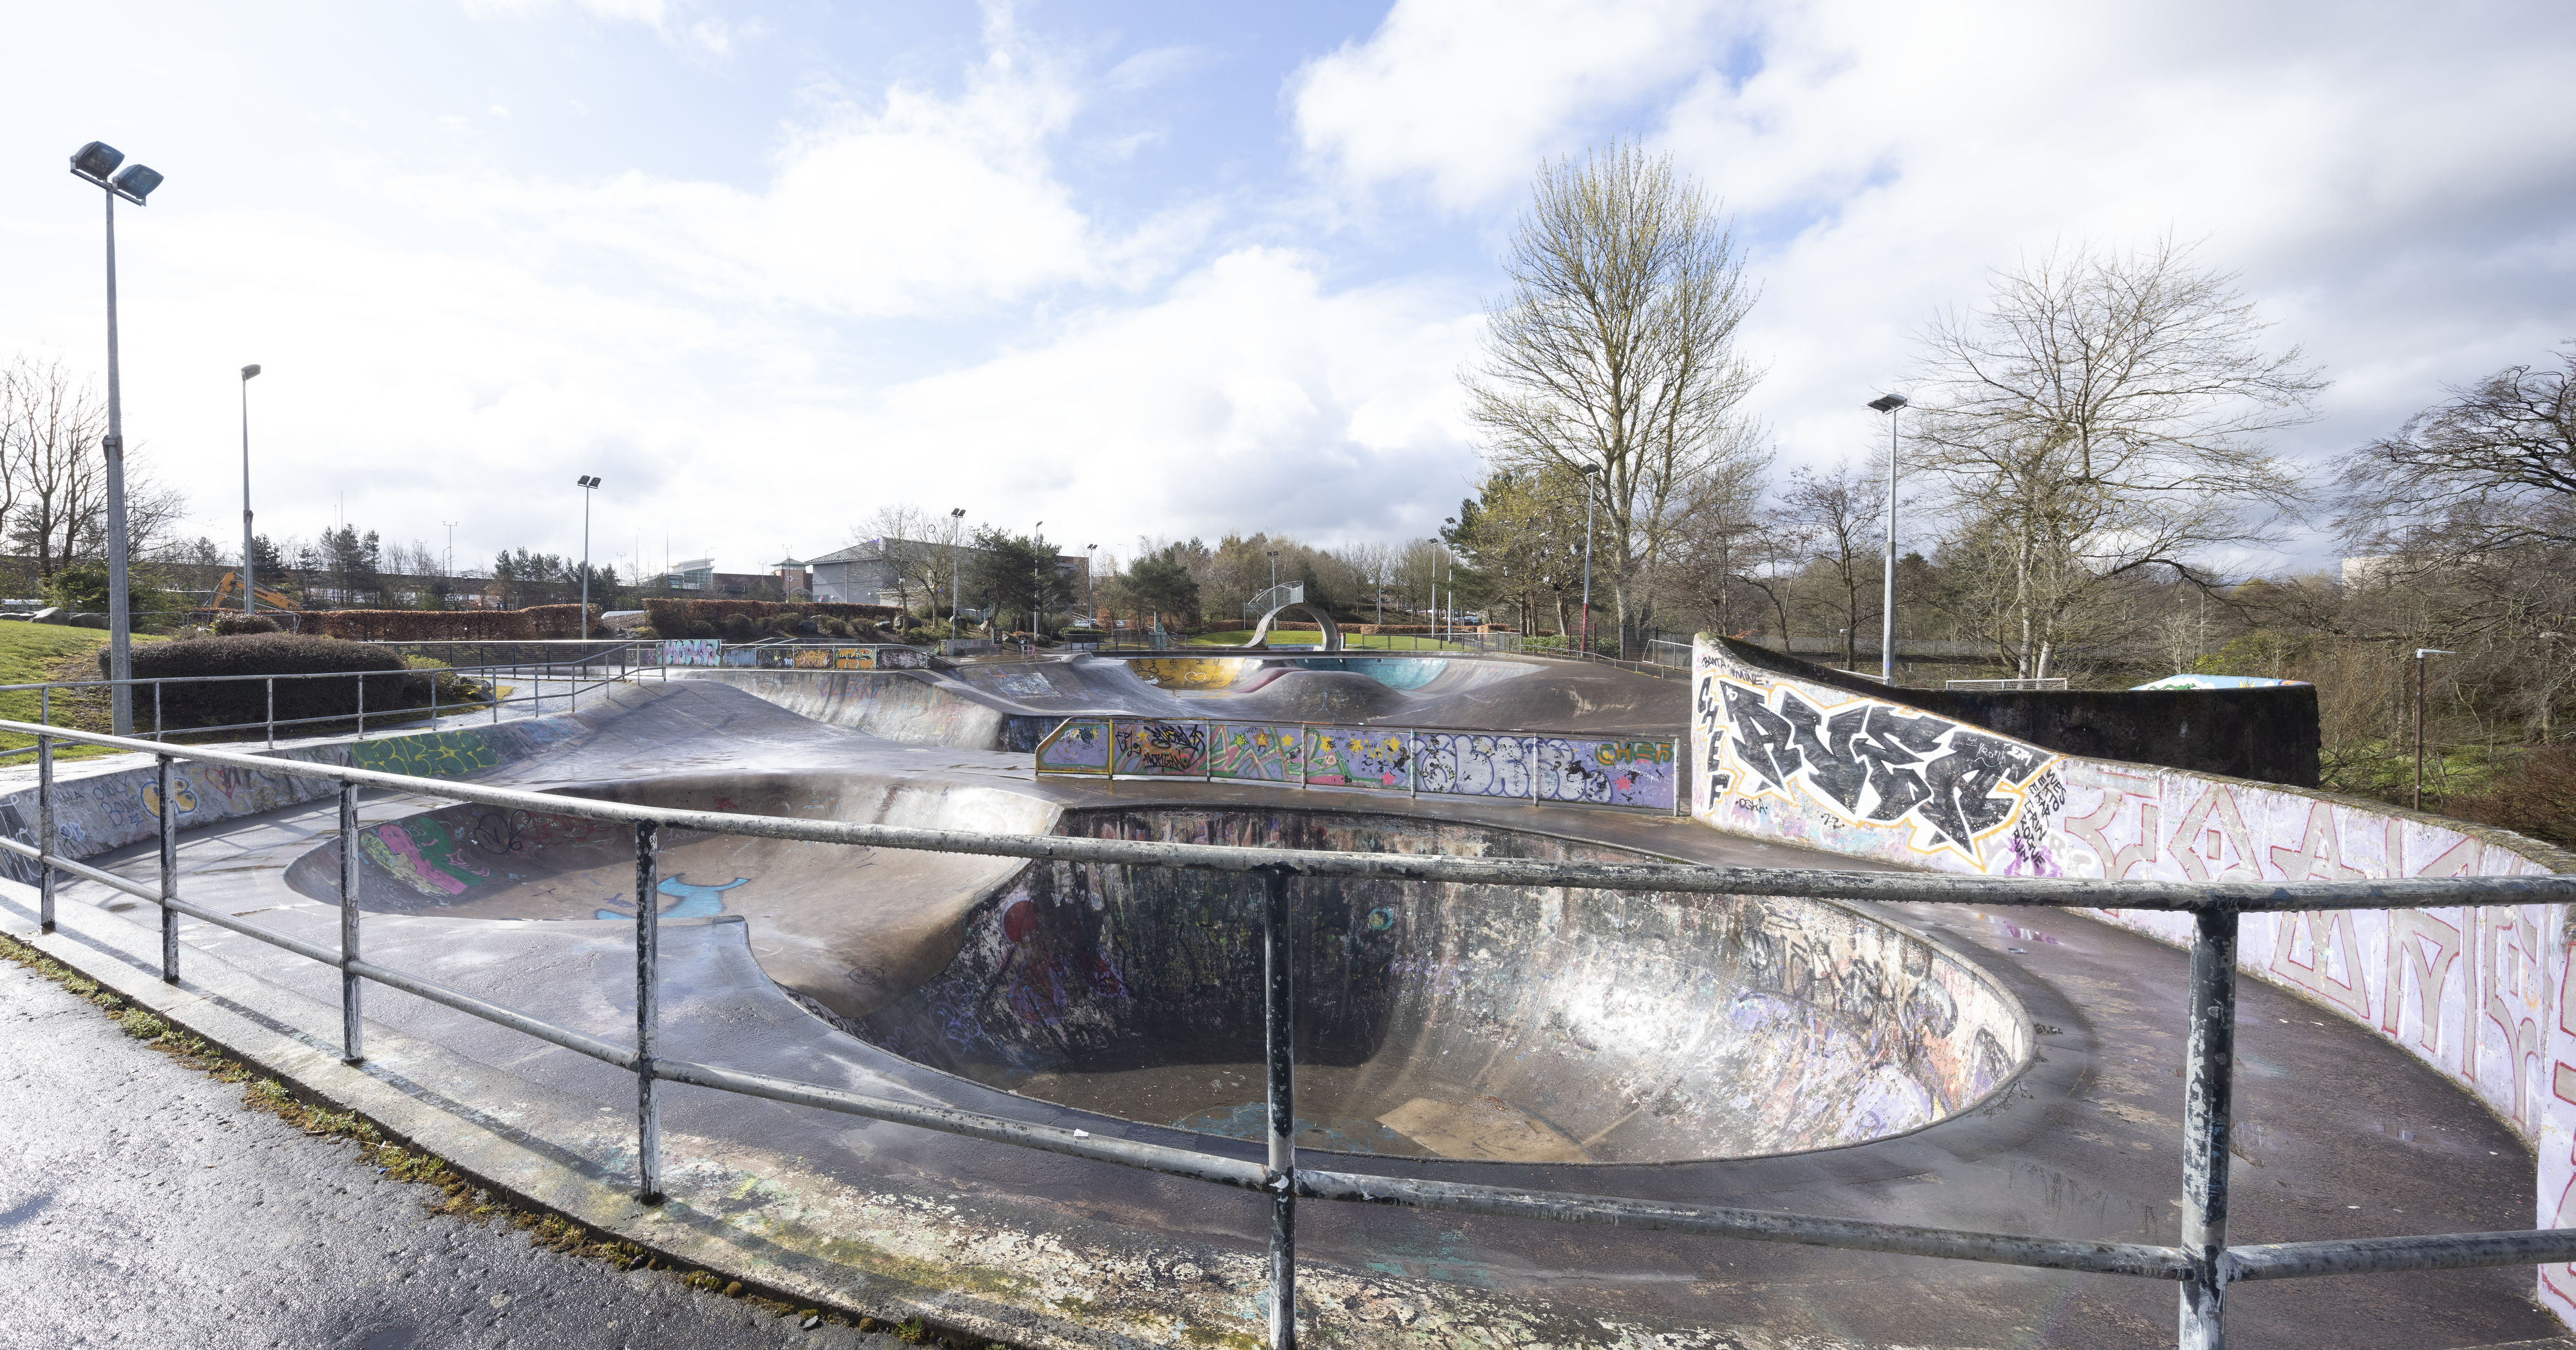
(351, 730, 500, 780)
(140, 774, 200, 820)
(1414, 733, 1533, 799)
(1533, 737, 1678, 810)
(1034, 719, 1112, 773)
(593, 874, 750, 920)
(1208, 723, 1299, 781)
(661, 639, 721, 667)
(1113, 720, 1208, 776)
(1305, 728, 1410, 791)
(359, 818, 489, 898)
(1709, 677, 2052, 857)
(1128, 658, 1248, 690)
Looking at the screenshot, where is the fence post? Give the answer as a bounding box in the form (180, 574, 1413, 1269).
(36, 714, 54, 935)
(1261, 864, 1297, 1350)
(2179, 905, 2239, 1347)
(355, 670, 366, 739)
(153, 681, 162, 741)
(634, 819, 663, 1204)
(339, 779, 363, 1063)
(430, 666, 439, 728)
(156, 754, 179, 984)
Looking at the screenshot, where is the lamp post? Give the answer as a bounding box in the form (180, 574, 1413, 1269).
(1439, 519, 1457, 647)
(1868, 392, 1909, 685)
(575, 476, 601, 638)
(1084, 544, 1097, 627)
(1033, 521, 1045, 640)
(949, 508, 966, 642)
(70, 141, 164, 736)
(239, 364, 261, 614)
(2416, 647, 2459, 811)
(1577, 464, 1602, 657)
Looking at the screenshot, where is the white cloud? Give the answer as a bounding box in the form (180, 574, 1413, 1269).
(1289, 0, 1728, 209)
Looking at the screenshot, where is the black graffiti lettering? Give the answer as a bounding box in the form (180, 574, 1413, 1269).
(1917, 730, 2044, 848)
(1864, 703, 1953, 756)
(1864, 759, 1933, 823)
(1723, 682, 1804, 788)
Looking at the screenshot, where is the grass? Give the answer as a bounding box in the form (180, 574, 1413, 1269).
(0, 927, 1020, 1348)
(0, 622, 172, 762)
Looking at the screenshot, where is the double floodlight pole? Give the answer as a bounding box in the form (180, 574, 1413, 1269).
(240, 364, 262, 614)
(576, 476, 602, 639)
(70, 142, 166, 736)
(1868, 393, 1909, 685)
(1577, 464, 1601, 658)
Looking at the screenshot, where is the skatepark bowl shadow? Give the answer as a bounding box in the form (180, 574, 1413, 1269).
(288, 785, 2029, 1166)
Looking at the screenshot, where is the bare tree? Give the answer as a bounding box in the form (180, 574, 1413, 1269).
(2331, 348, 2576, 556)
(1464, 140, 1766, 652)
(1776, 461, 1884, 669)
(855, 504, 943, 614)
(1909, 237, 2327, 678)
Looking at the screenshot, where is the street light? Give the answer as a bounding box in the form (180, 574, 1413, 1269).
(1576, 464, 1602, 657)
(2416, 648, 2459, 811)
(948, 508, 966, 643)
(574, 476, 601, 638)
(70, 140, 165, 735)
(1084, 544, 1097, 625)
(1033, 521, 1045, 640)
(239, 365, 261, 616)
(1440, 520, 1455, 647)
(1868, 392, 1909, 684)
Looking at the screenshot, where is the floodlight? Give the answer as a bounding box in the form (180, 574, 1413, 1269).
(242, 364, 261, 380)
(1868, 394, 1908, 412)
(110, 164, 163, 202)
(70, 141, 124, 182)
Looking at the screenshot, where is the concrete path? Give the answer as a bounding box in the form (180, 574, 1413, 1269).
(0, 956, 922, 1350)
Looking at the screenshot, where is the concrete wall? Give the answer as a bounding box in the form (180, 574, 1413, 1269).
(1718, 636, 2322, 787)
(1689, 634, 2576, 1323)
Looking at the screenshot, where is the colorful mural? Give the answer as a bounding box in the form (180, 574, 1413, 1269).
(661, 639, 722, 667)
(350, 730, 504, 780)
(1208, 723, 1300, 782)
(1034, 717, 1679, 812)
(1686, 634, 2576, 1320)
(1034, 719, 1112, 774)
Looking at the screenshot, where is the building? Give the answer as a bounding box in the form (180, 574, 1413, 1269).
(779, 538, 1089, 615)
(651, 558, 784, 599)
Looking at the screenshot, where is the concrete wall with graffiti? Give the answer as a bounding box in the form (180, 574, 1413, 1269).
(661, 640, 927, 671)
(0, 719, 577, 884)
(1036, 717, 1679, 812)
(1689, 636, 2576, 1318)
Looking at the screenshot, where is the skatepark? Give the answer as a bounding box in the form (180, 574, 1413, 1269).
(6, 639, 2576, 1349)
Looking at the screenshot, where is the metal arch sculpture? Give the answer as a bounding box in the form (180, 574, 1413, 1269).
(1242, 602, 1342, 651)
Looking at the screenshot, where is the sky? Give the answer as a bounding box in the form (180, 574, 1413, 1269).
(3, 0, 2571, 585)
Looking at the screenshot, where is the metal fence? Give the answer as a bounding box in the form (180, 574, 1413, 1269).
(7, 718, 2576, 1349)
(0, 640, 658, 757)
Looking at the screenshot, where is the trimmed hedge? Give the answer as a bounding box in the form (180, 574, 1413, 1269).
(109, 634, 413, 730)
(644, 597, 902, 639)
(310, 605, 601, 641)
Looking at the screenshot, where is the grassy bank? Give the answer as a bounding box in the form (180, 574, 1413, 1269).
(0, 623, 171, 762)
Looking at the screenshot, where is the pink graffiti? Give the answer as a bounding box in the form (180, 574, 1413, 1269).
(374, 822, 466, 895)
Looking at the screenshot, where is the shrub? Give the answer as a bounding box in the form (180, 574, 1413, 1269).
(641, 598, 900, 640)
(315, 609, 536, 641)
(2451, 743, 2576, 850)
(108, 632, 412, 732)
(213, 614, 281, 636)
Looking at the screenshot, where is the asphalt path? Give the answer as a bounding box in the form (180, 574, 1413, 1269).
(0, 955, 927, 1350)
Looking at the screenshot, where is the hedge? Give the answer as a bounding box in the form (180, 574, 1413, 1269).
(310, 605, 603, 641)
(644, 597, 903, 639)
(108, 633, 414, 730)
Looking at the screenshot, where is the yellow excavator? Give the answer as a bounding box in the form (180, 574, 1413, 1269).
(209, 571, 302, 612)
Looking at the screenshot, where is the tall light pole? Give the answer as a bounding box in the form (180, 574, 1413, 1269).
(1033, 521, 1045, 638)
(575, 476, 601, 638)
(70, 141, 164, 735)
(2416, 648, 2459, 811)
(1869, 393, 1909, 684)
(239, 365, 261, 614)
(1084, 544, 1097, 624)
(1577, 464, 1602, 657)
(949, 507, 966, 641)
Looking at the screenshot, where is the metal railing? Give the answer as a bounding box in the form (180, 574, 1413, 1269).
(0, 640, 657, 757)
(6, 716, 2576, 1349)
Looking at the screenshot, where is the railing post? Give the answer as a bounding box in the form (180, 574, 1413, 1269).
(355, 670, 366, 738)
(156, 754, 178, 984)
(265, 678, 276, 748)
(36, 712, 55, 935)
(2180, 905, 2239, 1347)
(1261, 864, 1297, 1349)
(634, 819, 663, 1204)
(339, 779, 363, 1063)
(153, 681, 162, 741)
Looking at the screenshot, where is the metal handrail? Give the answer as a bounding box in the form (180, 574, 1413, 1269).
(0, 640, 656, 755)
(7, 715, 2576, 1349)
